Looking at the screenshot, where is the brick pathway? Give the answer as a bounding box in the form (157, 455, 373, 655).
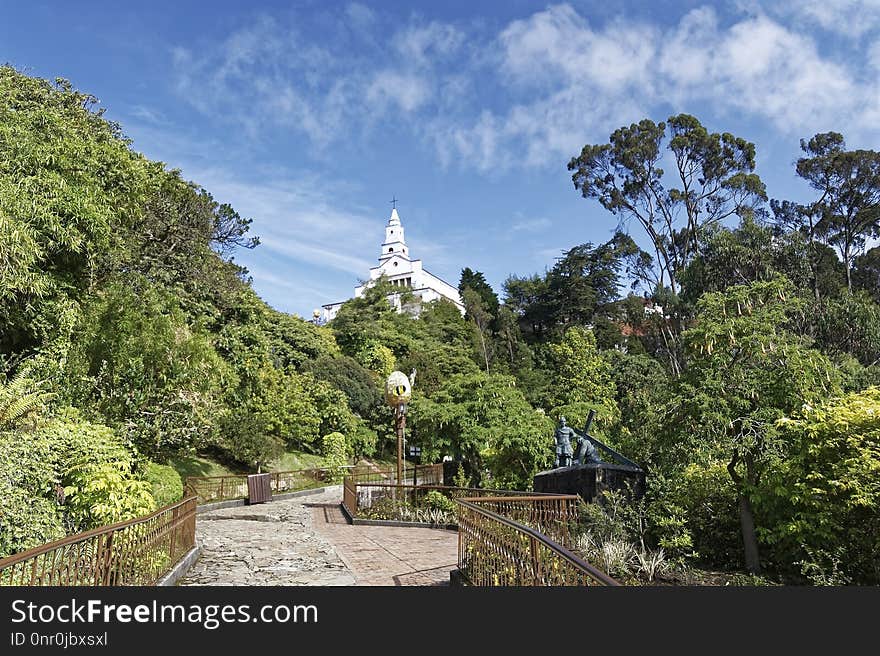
(180, 486, 458, 586)
(309, 502, 458, 586)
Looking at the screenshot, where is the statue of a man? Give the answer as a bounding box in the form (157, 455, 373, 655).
(574, 433, 601, 465)
(553, 416, 576, 468)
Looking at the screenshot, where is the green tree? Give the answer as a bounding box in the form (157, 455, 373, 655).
(546, 327, 619, 432)
(411, 373, 553, 489)
(321, 432, 348, 483)
(459, 268, 499, 320)
(503, 274, 552, 342)
(63, 280, 225, 460)
(568, 114, 767, 295)
(813, 292, 880, 366)
(673, 277, 839, 573)
(794, 132, 880, 292)
(766, 387, 880, 583)
(461, 287, 493, 373)
(679, 216, 813, 303)
(0, 66, 154, 355)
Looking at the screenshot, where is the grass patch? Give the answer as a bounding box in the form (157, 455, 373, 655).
(268, 450, 327, 472)
(169, 448, 349, 482)
(168, 454, 239, 480)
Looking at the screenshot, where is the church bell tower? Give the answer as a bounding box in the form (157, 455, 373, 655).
(379, 207, 409, 262)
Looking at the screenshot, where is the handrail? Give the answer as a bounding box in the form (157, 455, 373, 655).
(0, 496, 197, 586)
(187, 463, 445, 504)
(184, 464, 361, 482)
(456, 495, 618, 586)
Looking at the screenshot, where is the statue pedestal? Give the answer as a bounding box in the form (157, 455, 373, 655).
(533, 462, 645, 503)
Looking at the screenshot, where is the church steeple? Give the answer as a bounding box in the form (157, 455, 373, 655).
(379, 207, 409, 261)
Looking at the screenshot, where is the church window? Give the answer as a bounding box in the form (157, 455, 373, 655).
(393, 262, 398, 267)
(388, 247, 393, 252)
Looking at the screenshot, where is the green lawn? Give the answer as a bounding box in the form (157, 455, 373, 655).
(168, 454, 239, 480)
(169, 449, 333, 481)
(268, 450, 328, 472)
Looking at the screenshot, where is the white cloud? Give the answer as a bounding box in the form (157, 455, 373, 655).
(499, 5, 657, 93)
(658, 9, 863, 132)
(129, 105, 166, 125)
(512, 217, 551, 232)
(395, 21, 465, 67)
(345, 2, 375, 30)
(366, 71, 432, 113)
(168, 3, 880, 174)
(431, 4, 880, 173)
(769, 0, 880, 38)
(181, 167, 379, 277)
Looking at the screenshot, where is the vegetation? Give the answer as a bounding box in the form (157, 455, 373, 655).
(0, 66, 375, 557)
(1, 68, 878, 585)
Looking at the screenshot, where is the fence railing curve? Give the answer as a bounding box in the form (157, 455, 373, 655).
(0, 496, 197, 586)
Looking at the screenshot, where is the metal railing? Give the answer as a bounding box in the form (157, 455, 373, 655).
(456, 495, 618, 586)
(185, 467, 343, 503)
(343, 463, 444, 486)
(0, 496, 197, 586)
(186, 463, 444, 504)
(342, 480, 554, 524)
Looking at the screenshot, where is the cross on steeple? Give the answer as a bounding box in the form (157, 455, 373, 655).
(389, 196, 398, 210)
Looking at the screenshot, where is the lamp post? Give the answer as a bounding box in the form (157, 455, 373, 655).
(385, 370, 414, 483)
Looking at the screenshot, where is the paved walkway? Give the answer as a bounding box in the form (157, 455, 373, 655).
(179, 486, 458, 586)
(310, 502, 458, 586)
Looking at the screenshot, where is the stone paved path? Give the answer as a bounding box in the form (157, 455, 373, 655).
(179, 486, 458, 586)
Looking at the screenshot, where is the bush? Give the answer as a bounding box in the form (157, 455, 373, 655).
(0, 485, 64, 558)
(665, 463, 741, 568)
(63, 461, 156, 529)
(422, 489, 456, 513)
(219, 412, 284, 472)
(321, 432, 348, 483)
(143, 462, 183, 507)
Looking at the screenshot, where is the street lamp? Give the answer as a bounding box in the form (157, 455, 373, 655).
(385, 370, 414, 484)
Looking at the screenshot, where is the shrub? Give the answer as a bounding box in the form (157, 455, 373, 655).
(219, 412, 284, 472)
(321, 432, 348, 483)
(0, 485, 64, 558)
(422, 489, 456, 513)
(63, 461, 156, 529)
(143, 462, 183, 507)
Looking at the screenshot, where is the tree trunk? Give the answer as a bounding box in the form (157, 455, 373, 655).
(845, 242, 853, 293)
(479, 330, 489, 373)
(728, 455, 761, 575)
(737, 494, 761, 575)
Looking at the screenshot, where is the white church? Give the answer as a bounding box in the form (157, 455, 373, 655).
(319, 206, 464, 323)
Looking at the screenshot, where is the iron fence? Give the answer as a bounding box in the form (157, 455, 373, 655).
(343, 481, 550, 525)
(456, 495, 618, 586)
(0, 496, 197, 586)
(186, 463, 443, 504)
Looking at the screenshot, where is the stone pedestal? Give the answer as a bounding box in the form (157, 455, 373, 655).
(533, 462, 645, 503)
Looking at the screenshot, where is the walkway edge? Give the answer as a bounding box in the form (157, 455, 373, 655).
(157, 545, 201, 586)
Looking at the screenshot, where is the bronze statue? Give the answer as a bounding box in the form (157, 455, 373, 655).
(574, 432, 601, 464)
(553, 411, 602, 468)
(576, 410, 602, 464)
(553, 416, 576, 468)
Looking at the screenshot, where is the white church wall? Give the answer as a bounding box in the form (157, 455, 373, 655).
(321, 207, 464, 322)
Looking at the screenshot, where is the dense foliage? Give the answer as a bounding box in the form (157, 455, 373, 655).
(0, 67, 374, 556)
(2, 69, 879, 584)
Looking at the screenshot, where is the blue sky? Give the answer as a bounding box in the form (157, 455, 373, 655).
(3, 1, 880, 317)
